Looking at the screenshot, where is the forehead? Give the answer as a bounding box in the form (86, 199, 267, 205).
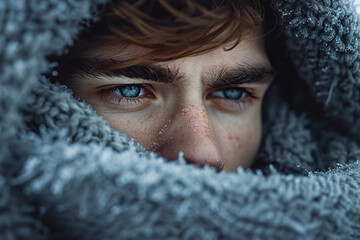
(164, 35, 269, 71)
(82, 29, 270, 73)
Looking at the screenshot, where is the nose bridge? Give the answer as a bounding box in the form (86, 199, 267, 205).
(158, 102, 224, 170)
(179, 103, 213, 138)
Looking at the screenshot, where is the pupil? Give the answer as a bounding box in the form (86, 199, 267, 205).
(118, 85, 140, 98)
(223, 89, 243, 100)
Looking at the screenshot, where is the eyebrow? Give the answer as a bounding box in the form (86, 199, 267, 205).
(74, 58, 276, 87)
(205, 65, 276, 88)
(73, 58, 181, 83)
(111, 63, 182, 83)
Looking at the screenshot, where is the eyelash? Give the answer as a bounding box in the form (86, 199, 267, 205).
(208, 88, 255, 111)
(100, 84, 154, 107)
(99, 84, 256, 111)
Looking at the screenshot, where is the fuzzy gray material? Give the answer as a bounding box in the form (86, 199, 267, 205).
(1, 0, 360, 239)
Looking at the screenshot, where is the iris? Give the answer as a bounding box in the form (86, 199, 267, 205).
(114, 85, 141, 98)
(222, 89, 244, 100)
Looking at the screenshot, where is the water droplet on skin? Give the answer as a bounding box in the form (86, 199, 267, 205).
(181, 108, 188, 115)
(158, 124, 169, 136)
(150, 142, 160, 151)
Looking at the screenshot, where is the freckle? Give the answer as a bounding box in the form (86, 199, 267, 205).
(229, 136, 233, 140)
(235, 137, 240, 141)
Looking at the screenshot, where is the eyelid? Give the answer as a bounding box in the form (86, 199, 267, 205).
(206, 86, 260, 112)
(97, 83, 154, 96)
(91, 75, 154, 89)
(98, 83, 155, 108)
(208, 86, 256, 99)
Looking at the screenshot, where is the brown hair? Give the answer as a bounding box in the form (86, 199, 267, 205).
(66, 0, 264, 69)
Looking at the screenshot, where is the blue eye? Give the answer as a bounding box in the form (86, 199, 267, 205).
(113, 85, 142, 98)
(211, 88, 245, 100)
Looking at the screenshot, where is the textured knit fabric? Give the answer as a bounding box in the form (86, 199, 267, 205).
(1, 0, 360, 239)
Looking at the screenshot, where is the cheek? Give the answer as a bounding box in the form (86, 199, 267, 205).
(95, 108, 162, 149)
(213, 114, 262, 171)
(227, 128, 256, 149)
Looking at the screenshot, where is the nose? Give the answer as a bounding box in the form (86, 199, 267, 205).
(155, 103, 224, 171)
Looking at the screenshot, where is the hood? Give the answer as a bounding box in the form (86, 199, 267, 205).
(1, 0, 360, 239)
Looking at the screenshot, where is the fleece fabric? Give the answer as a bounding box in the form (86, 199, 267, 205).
(1, 0, 360, 239)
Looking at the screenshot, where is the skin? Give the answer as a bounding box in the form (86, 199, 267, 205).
(70, 32, 274, 172)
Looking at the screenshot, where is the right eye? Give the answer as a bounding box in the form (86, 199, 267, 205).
(113, 85, 145, 98)
(210, 88, 246, 100)
(100, 84, 155, 108)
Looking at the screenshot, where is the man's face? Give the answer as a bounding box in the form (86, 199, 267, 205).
(71, 31, 274, 171)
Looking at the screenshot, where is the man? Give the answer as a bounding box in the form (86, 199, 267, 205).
(56, 0, 275, 171)
(3, 0, 360, 239)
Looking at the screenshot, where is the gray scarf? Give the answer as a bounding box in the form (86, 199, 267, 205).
(1, 0, 360, 239)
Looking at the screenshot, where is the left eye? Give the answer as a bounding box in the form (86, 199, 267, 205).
(211, 88, 246, 100)
(113, 85, 145, 98)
